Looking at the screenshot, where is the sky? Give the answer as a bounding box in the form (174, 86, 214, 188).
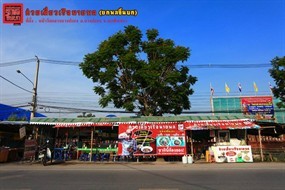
(0, 0, 284, 118)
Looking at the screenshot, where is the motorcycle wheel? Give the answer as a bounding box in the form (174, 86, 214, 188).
(42, 157, 47, 166)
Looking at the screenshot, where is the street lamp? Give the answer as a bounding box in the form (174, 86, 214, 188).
(16, 70, 34, 85)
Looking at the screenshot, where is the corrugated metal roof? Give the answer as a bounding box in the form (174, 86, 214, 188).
(30, 115, 253, 125)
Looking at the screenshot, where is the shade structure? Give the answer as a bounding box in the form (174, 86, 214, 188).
(0, 103, 46, 121)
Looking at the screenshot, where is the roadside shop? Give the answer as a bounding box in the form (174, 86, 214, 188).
(183, 118, 260, 163)
(30, 115, 265, 163)
(0, 121, 31, 163)
(48, 121, 118, 162)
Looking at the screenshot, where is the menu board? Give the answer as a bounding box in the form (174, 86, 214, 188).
(24, 139, 37, 159)
(211, 146, 253, 163)
(156, 135, 186, 156)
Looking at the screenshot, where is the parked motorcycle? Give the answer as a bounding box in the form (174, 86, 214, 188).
(38, 139, 52, 166)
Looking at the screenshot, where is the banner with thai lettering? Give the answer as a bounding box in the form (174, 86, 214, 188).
(118, 123, 186, 156)
(241, 96, 274, 119)
(184, 119, 260, 130)
(211, 145, 253, 163)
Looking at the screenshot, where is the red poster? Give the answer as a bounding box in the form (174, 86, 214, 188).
(241, 96, 274, 118)
(118, 123, 186, 156)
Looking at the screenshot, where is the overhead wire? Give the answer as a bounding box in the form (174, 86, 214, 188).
(0, 58, 272, 68)
(0, 58, 35, 67)
(0, 57, 276, 116)
(0, 75, 33, 93)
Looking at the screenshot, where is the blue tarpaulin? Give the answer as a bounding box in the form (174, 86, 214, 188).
(0, 103, 46, 121)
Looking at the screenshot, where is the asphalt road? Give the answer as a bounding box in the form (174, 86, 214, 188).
(0, 162, 284, 190)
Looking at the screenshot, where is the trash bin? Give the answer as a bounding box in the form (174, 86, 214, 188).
(0, 147, 9, 163)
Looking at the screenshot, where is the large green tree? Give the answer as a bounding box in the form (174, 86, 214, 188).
(80, 25, 197, 116)
(269, 56, 285, 108)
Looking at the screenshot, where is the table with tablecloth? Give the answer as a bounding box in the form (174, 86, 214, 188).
(76, 148, 118, 160)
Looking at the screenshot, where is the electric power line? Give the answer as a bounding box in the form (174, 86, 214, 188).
(0, 58, 35, 67)
(0, 58, 272, 68)
(0, 75, 33, 93)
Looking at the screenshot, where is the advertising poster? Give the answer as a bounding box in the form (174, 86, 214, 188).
(184, 119, 260, 130)
(241, 96, 274, 119)
(118, 123, 186, 156)
(211, 146, 253, 163)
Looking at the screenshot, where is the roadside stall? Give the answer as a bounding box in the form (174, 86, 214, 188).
(184, 119, 260, 163)
(0, 121, 30, 162)
(53, 122, 118, 162)
(118, 122, 186, 161)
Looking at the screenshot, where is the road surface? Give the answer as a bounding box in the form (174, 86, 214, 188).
(1, 162, 284, 190)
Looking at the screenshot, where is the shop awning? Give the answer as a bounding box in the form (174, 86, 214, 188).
(184, 119, 260, 130)
(53, 122, 114, 128)
(30, 115, 261, 129)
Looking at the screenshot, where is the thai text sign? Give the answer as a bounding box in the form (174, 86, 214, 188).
(118, 123, 186, 156)
(241, 96, 274, 118)
(211, 145, 253, 163)
(184, 119, 259, 130)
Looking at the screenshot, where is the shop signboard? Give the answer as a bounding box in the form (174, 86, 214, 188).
(19, 127, 26, 139)
(156, 135, 185, 156)
(184, 119, 260, 130)
(241, 96, 274, 119)
(118, 123, 186, 156)
(211, 145, 253, 163)
(24, 139, 37, 159)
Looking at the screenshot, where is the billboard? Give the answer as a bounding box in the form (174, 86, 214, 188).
(212, 96, 274, 119)
(118, 123, 186, 156)
(241, 96, 274, 119)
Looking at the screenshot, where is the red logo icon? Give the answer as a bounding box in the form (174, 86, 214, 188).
(3, 3, 23, 25)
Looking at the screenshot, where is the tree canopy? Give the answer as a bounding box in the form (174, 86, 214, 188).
(80, 25, 197, 116)
(269, 56, 285, 108)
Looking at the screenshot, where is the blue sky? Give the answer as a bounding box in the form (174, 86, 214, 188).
(0, 0, 284, 117)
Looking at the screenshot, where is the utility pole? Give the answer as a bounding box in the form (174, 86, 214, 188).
(32, 56, 40, 140)
(31, 56, 40, 119)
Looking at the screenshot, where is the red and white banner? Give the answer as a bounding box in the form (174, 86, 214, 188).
(184, 119, 259, 130)
(118, 123, 186, 156)
(53, 122, 113, 128)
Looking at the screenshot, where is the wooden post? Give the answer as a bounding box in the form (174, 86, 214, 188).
(77, 128, 80, 160)
(244, 129, 247, 144)
(65, 130, 68, 146)
(258, 128, 264, 162)
(90, 127, 94, 162)
(56, 128, 59, 138)
(190, 130, 194, 157)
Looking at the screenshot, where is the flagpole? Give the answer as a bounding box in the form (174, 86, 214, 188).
(269, 82, 273, 96)
(210, 94, 214, 116)
(225, 83, 230, 115)
(210, 83, 214, 116)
